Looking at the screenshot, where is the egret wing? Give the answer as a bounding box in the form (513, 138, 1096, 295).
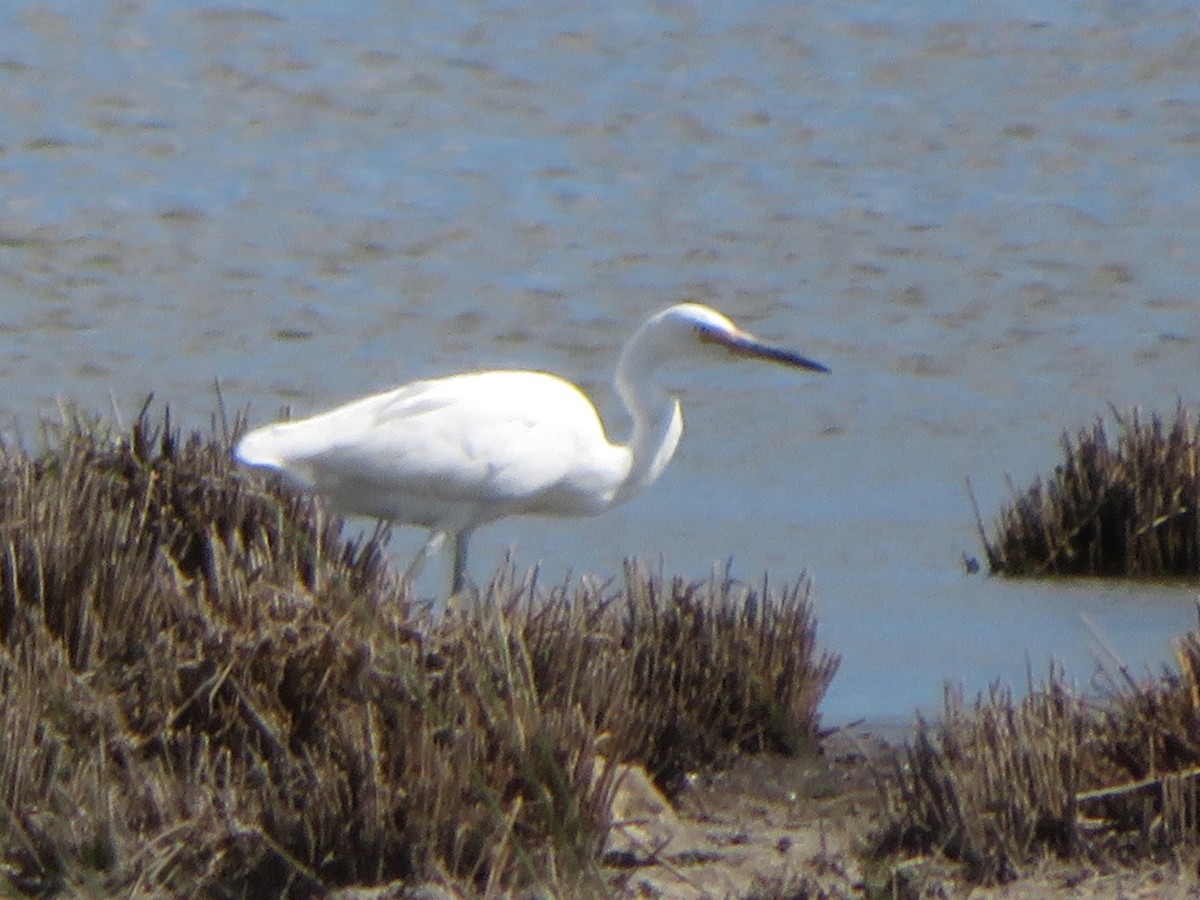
(305, 372, 614, 510)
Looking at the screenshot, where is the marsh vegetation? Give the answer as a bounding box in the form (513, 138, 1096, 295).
(0, 404, 837, 896)
(870, 639, 1200, 890)
(863, 403, 1200, 893)
(979, 404, 1200, 578)
(5, 402, 1200, 897)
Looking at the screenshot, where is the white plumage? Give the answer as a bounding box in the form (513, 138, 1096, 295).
(236, 303, 828, 594)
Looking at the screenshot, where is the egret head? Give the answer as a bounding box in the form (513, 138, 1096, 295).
(649, 303, 830, 373)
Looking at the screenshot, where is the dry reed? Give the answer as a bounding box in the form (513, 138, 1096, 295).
(0, 402, 838, 896)
(980, 404, 1200, 577)
(874, 623, 1200, 885)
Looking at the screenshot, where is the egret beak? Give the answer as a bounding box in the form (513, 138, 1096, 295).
(714, 329, 831, 374)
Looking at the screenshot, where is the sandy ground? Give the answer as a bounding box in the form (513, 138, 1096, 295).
(597, 727, 1200, 899)
(335, 726, 1200, 898)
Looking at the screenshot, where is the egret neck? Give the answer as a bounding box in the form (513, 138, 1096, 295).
(612, 318, 685, 505)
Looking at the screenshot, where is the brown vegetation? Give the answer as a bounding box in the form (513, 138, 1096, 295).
(978, 404, 1200, 577)
(884, 402, 1200, 887)
(872, 632, 1200, 888)
(0, 403, 838, 896)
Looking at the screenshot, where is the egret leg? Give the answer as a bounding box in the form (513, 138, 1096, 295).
(404, 530, 447, 584)
(450, 529, 471, 595)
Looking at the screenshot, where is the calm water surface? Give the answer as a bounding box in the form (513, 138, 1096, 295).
(1, 0, 1197, 724)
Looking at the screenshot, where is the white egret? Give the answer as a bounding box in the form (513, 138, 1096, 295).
(235, 303, 828, 594)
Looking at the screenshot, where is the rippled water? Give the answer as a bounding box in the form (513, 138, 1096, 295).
(1, 0, 1197, 723)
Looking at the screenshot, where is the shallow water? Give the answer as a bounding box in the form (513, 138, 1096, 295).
(0, 0, 1197, 724)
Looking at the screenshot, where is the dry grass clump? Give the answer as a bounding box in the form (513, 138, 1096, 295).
(873, 626, 1200, 885)
(0, 403, 837, 896)
(518, 566, 838, 794)
(872, 675, 1085, 884)
(979, 405, 1200, 577)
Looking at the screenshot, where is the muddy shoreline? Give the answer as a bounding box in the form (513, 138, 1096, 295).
(596, 726, 1199, 899)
